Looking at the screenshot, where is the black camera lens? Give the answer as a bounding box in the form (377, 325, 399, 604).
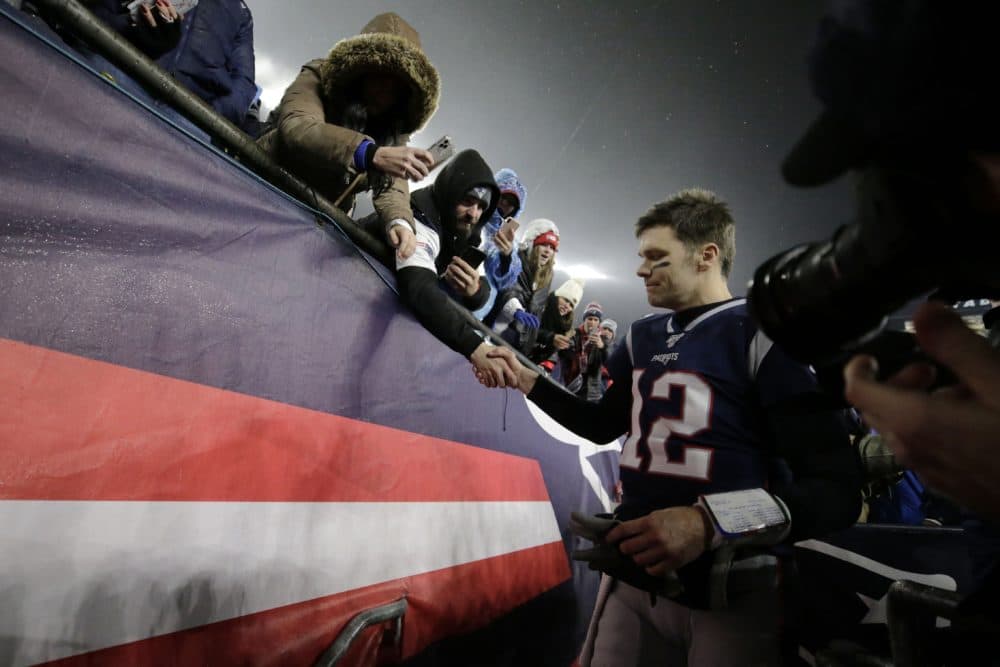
(748, 165, 950, 365)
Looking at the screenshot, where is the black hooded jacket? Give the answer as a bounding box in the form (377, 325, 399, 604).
(411, 149, 499, 271)
(397, 150, 500, 357)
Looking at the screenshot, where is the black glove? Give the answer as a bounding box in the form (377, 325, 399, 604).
(569, 511, 683, 599)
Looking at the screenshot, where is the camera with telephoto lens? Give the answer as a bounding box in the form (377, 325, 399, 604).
(746, 1, 1000, 396)
(749, 152, 999, 371)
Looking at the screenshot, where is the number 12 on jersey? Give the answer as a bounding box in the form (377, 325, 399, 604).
(620, 369, 714, 480)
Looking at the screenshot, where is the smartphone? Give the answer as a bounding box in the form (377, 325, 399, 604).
(459, 245, 487, 270)
(426, 135, 455, 167)
(498, 216, 519, 238)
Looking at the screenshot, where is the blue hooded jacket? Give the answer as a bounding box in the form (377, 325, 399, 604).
(156, 0, 256, 126)
(473, 168, 526, 320)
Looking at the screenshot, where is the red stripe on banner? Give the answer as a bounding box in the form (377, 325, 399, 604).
(0, 339, 548, 502)
(38, 542, 570, 667)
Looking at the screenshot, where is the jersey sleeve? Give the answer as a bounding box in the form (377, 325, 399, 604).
(393, 220, 484, 357)
(395, 219, 440, 273)
(527, 375, 631, 444)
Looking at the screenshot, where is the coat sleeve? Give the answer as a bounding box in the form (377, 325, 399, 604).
(585, 343, 608, 378)
(274, 64, 368, 171)
(483, 231, 521, 292)
(394, 220, 485, 357)
(371, 135, 414, 227)
(495, 267, 531, 319)
(212, 4, 257, 124)
(458, 274, 491, 312)
(398, 268, 485, 358)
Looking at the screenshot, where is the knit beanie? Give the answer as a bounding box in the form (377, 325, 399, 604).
(466, 186, 492, 208)
(600, 319, 618, 336)
(554, 278, 585, 309)
(518, 218, 560, 251)
(533, 231, 559, 250)
(582, 302, 603, 320)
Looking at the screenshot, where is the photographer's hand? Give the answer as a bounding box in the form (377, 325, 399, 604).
(844, 302, 1000, 519)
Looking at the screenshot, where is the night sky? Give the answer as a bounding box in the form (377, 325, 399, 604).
(249, 1, 854, 330)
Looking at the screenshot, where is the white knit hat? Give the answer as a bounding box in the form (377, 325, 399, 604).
(518, 218, 560, 251)
(554, 278, 585, 308)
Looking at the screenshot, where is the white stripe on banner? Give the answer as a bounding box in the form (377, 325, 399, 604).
(0, 500, 561, 665)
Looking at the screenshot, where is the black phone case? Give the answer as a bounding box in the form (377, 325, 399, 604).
(460, 247, 487, 269)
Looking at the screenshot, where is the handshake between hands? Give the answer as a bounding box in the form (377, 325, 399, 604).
(469, 344, 534, 391)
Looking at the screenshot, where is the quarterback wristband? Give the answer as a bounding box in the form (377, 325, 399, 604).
(696, 488, 791, 549)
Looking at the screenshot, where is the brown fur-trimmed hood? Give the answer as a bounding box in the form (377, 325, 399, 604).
(319, 13, 440, 135)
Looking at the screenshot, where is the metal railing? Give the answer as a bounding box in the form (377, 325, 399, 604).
(817, 579, 1000, 667)
(29, 0, 391, 265)
(25, 0, 550, 379)
(313, 598, 407, 667)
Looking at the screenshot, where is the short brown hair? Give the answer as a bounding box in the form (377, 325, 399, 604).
(634, 188, 736, 277)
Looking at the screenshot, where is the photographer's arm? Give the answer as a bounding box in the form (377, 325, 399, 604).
(845, 302, 1000, 520)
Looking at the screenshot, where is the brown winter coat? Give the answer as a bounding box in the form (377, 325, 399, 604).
(256, 13, 440, 227)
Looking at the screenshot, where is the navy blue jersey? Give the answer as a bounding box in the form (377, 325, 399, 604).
(605, 298, 820, 519)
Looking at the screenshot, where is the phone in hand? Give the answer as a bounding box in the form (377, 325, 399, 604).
(127, 0, 196, 20)
(498, 216, 519, 239)
(426, 135, 455, 168)
(127, 0, 155, 20)
(459, 245, 487, 270)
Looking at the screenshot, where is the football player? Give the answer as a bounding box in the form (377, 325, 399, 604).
(481, 189, 862, 666)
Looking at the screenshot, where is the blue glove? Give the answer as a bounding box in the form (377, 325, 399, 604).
(513, 310, 540, 330)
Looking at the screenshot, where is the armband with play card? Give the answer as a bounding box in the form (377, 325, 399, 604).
(697, 488, 790, 548)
